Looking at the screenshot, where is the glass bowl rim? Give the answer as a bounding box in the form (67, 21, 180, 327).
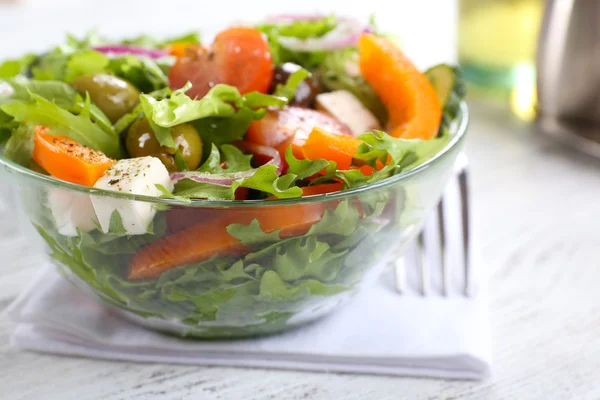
(0, 102, 469, 208)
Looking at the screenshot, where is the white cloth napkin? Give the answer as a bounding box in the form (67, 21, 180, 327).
(4, 174, 492, 380)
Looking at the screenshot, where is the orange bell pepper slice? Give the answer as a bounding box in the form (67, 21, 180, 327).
(129, 202, 329, 280)
(358, 34, 442, 140)
(301, 127, 363, 170)
(32, 127, 115, 186)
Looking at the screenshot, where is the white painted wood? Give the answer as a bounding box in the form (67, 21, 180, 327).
(2, 101, 600, 400)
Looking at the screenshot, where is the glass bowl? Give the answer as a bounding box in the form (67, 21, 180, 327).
(0, 103, 468, 338)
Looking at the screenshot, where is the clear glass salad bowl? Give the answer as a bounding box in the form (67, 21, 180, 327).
(0, 104, 467, 338)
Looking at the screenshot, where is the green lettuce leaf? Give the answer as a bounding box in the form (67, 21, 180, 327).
(63, 50, 109, 82)
(107, 55, 170, 92)
(30, 52, 70, 81)
(273, 68, 311, 101)
(193, 107, 260, 146)
(6, 78, 78, 108)
(121, 32, 201, 48)
(232, 164, 302, 199)
(284, 147, 331, 180)
(1, 92, 124, 158)
(3, 123, 34, 166)
(256, 16, 336, 68)
(143, 83, 238, 128)
(0, 54, 37, 79)
(227, 219, 281, 245)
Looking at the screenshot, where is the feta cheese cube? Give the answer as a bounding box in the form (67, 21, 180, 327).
(47, 189, 96, 237)
(316, 90, 381, 136)
(91, 157, 173, 235)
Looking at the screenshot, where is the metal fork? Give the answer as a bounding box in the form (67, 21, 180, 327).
(394, 154, 470, 297)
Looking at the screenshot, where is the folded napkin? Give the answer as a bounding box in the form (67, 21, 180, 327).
(5, 173, 492, 380)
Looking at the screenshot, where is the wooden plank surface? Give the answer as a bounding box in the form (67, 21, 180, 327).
(1, 101, 600, 400)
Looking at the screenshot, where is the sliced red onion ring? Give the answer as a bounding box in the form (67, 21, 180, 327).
(92, 45, 168, 60)
(170, 148, 283, 186)
(267, 16, 369, 51)
(170, 170, 257, 186)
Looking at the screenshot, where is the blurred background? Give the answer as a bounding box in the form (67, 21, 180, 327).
(0, 0, 547, 133)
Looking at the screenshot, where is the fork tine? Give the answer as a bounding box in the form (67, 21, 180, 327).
(458, 168, 471, 296)
(437, 199, 448, 297)
(417, 232, 429, 296)
(394, 256, 407, 294)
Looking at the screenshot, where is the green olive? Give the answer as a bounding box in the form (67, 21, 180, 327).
(71, 73, 140, 123)
(171, 124, 203, 171)
(125, 118, 203, 171)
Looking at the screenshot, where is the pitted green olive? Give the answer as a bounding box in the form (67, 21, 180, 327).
(125, 118, 203, 171)
(71, 73, 140, 123)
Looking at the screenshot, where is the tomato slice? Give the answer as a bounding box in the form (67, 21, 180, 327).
(246, 107, 352, 160)
(169, 27, 273, 99)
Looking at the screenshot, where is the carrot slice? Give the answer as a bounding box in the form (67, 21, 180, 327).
(301, 183, 344, 197)
(358, 34, 442, 140)
(129, 202, 329, 280)
(302, 127, 363, 170)
(32, 127, 115, 186)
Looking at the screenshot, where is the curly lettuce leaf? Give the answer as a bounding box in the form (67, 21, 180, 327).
(256, 16, 336, 67)
(1, 92, 123, 158)
(142, 83, 238, 128)
(335, 131, 451, 189)
(3, 78, 114, 135)
(232, 164, 302, 199)
(143, 81, 299, 148)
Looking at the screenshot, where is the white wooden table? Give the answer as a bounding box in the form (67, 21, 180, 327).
(2, 100, 600, 399)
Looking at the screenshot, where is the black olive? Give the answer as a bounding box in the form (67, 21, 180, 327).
(270, 62, 321, 107)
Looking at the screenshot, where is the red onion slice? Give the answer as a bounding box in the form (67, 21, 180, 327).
(170, 147, 283, 186)
(170, 170, 257, 186)
(92, 45, 169, 60)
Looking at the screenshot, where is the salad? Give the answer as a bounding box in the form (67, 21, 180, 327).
(0, 15, 466, 337)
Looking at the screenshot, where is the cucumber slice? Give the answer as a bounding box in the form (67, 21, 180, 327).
(425, 64, 461, 108)
(425, 64, 466, 136)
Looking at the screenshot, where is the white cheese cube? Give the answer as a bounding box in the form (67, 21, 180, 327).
(91, 157, 173, 235)
(47, 189, 96, 237)
(316, 90, 381, 136)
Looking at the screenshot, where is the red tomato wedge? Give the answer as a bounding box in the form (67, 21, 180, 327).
(246, 107, 351, 160)
(358, 34, 442, 140)
(32, 127, 115, 186)
(301, 183, 344, 196)
(129, 203, 330, 280)
(169, 27, 274, 99)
